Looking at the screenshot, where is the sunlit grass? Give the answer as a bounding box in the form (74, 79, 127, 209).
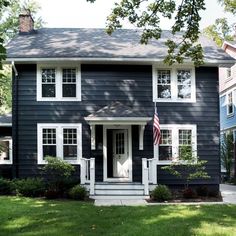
(0, 196, 236, 236)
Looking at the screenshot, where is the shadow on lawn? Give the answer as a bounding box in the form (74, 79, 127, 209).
(0, 197, 236, 236)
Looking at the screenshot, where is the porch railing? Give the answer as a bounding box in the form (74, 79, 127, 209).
(80, 157, 95, 195)
(142, 158, 156, 195)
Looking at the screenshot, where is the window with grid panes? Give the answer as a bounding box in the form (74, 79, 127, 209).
(41, 69, 56, 97)
(159, 129, 172, 160)
(42, 128, 56, 159)
(62, 68, 76, 97)
(177, 70, 191, 99)
(63, 128, 77, 160)
(157, 70, 171, 98)
(178, 129, 192, 159)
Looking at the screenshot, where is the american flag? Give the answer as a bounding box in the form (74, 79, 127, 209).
(153, 111, 161, 145)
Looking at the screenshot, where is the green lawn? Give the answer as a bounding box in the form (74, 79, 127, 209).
(0, 197, 236, 236)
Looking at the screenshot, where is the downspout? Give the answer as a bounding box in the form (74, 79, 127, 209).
(12, 61, 19, 178)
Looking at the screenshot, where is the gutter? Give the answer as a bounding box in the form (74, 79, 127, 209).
(11, 61, 18, 178)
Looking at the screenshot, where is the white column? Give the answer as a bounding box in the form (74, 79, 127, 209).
(90, 125, 96, 150)
(139, 125, 145, 150)
(80, 158, 86, 184)
(89, 158, 95, 195)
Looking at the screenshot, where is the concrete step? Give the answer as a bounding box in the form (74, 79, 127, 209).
(95, 189, 144, 195)
(95, 184, 144, 190)
(91, 195, 150, 200)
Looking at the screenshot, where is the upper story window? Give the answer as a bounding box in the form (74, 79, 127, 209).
(37, 123, 82, 165)
(154, 124, 197, 164)
(227, 91, 234, 116)
(37, 64, 81, 101)
(153, 66, 196, 102)
(0, 138, 12, 165)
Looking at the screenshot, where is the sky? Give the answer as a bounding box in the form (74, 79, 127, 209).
(35, 0, 235, 30)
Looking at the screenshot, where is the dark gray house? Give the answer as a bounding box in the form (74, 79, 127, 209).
(5, 11, 235, 199)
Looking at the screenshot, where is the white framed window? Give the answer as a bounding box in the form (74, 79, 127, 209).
(152, 65, 196, 102)
(227, 91, 234, 116)
(37, 64, 81, 101)
(154, 124, 197, 165)
(37, 123, 82, 165)
(0, 138, 12, 165)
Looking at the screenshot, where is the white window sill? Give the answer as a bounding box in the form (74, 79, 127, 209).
(38, 159, 80, 165)
(37, 98, 81, 102)
(153, 98, 196, 103)
(0, 161, 12, 165)
(227, 113, 234, 118)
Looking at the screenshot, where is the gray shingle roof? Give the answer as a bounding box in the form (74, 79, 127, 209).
(6, 28, 234, 61)
(87, 101, 146, 118)
(0, 113, 12, 126)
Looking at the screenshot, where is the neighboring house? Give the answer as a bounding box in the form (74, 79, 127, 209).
(0, 113, 12, 178)
(4, 11, 235, 199)
(220, 41, 236, 178)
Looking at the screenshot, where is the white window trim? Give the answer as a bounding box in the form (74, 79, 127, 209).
(152, 65, 196, 103)
(0, 138, 12, 165)
(37, 123, 82, 165)
(37, 63, 81, 101)
(227, 90, 234, 117)
(154, 124, 197, 165)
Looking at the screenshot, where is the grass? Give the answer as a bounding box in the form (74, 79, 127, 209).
(0, 196, 236, 236)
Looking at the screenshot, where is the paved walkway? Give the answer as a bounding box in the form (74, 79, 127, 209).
(94, 184, 236, 206)
(94, 199, 147, 206)
(220, 184, 236, 204)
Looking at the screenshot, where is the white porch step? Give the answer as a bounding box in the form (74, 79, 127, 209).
(95, 183, 144, 190)
(95, 189, 144, 195)
(91, 195, 149, 200)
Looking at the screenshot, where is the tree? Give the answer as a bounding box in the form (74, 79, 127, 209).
(203, 18, 234, 47)
(221, 131, 234, 180)
(0, 0, 10, 70)
(87, 0, 206, 66)
(161, 145, 210, 189)
(218, 0, 236, 14)
(0, 0, 44, 113)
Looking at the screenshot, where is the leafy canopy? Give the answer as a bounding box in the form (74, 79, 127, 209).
(87, 0, 206, 66)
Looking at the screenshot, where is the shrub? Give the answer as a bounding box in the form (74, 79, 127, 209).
(182, 187, 195, 198)
(208, 189, 220, 198)
(14, 178, 45, 197)
(45, 188, 60, 199)
(0, 178, 13, 195)
(151, 185, 172, 202)
(42, 157, 75, 195)
(196, 185, 208, 197)
(68, 185, 87, 200)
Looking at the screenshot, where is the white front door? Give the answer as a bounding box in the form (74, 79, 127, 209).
(112, 129, 129, 178)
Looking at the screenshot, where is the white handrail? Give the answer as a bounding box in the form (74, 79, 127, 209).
(142, 158, 149, 195)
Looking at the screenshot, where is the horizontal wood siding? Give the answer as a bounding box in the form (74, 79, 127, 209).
(14, 64, 219, 187)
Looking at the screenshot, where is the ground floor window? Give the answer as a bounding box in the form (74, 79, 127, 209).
(0, 138, 12, 164)
(37, 123, 82, 164)
(154, 124, 197, 164)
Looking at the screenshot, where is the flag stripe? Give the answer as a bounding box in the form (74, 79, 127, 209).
(153, 111, 161, 145)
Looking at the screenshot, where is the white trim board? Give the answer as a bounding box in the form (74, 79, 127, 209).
(37, 123, 82, 165)
(152, 65, 196, 103)
(36, 63, 81, 102)
(0, 137, 12, 165)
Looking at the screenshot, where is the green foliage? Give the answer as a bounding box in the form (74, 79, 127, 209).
(151, 184, 172, 201)
(0, 178, 13, 195)
(0, 66, 11, 114)
(87, 0, 205, 66)
(42, 157, 75, 195)
(218, 0, 236, 14)
(221, 131, 234, 180)
(203, 18, 234, 47)
(162, 145, 210, 188)
(68, 185, 87, 200)
(13, 178, 45, 197)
